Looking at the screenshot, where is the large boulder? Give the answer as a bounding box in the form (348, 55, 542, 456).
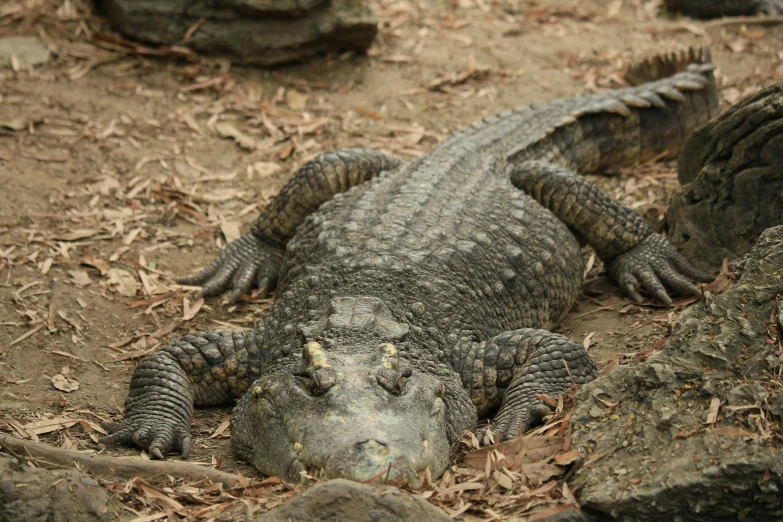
(95, 0, 378, 66)
(570, 226, 783, 521)
(255, 479, 451, 522)
(666, 83, 783, 271)
(0, 453, 119, 522)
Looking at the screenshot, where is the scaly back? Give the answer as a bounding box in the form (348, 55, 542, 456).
(440, 47, 718, 175)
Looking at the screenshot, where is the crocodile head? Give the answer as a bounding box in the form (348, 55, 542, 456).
(231, 341, 450, 486)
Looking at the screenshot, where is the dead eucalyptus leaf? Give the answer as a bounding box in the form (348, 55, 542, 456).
(51, 374, 80, 392)
(107, 268, 138, 297)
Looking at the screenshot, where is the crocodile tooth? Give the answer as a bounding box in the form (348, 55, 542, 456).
(638, 91, 666, 108)
(620, 94, 652, 108)
(655, 85, 687, 102)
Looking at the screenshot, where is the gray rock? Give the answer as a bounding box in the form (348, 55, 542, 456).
(94, 0, 378, 66)
(0, 36, 50, 69)
(667, 82, 783, 271)
(255, 479, 450, 522)
(570, 226, 783, 521)
(0, 454, 118, 522)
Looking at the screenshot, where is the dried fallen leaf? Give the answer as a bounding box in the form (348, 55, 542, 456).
(82, 256, 109, 276)
(107, 268, 138, 297)
(215, 122, 258, 150)
(464, 436, 565, 470)
(553, 449, 580, 465)
(252, 161, 281, 178)
(285, 89, 308, 110)
(583, 331, 596, 350)
(706, 397, 721, 424)
(703, 258, 735, 294)
(725, 38, 750, 53)
(606, 0, 624, 17)
(183, 297, 204, 321)
(712, 426, 752, 437)
(491, 469, 514, 490)
(209, 416, 231, 439)
(51, 373, 80, 392)
(0, 119, 27, 131)
(220, 221, 243, 243)
(53, 229, 102, 241)
(69, 270, 92, 287)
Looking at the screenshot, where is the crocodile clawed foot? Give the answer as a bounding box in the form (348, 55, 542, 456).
(480, 403, 552, 445)
(177, 232, 284, 304)
(101, 416, 191, 459)
(608, 233, 710, 305)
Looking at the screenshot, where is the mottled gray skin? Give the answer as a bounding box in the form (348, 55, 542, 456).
(664, 0, 783, 18)
(103, 51, 718, 485)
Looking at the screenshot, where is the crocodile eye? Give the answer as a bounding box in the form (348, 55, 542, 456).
(251, 388, 279, 418)
(293, 373, 317, 393)
(293, 368, 337, 396)
(376, 368, 408, 395)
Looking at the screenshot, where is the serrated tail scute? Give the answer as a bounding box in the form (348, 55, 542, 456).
(625, 47, 712, 86)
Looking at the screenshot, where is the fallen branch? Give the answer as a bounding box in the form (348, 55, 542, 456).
(705, 15, 783, 29)
(0, 434, 245, 487)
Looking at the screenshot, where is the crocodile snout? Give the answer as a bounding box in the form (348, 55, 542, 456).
(324, 438, 421, 485)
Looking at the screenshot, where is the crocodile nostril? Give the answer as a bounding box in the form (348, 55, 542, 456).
(355, 439, 388, 450)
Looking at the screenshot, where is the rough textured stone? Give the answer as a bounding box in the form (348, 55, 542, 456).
(94, 0, 378, 66)
(255, 479, 450, 522)
(0, 454, 118, 522)
(666, 82, 783, 271)
(570, 226, 783, 521)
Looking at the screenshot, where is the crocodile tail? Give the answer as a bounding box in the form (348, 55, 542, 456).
(558, 47, 719, 172)
(624, 47, 712, 86)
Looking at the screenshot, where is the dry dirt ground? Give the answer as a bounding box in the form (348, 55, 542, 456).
(1, 0, 782, 519)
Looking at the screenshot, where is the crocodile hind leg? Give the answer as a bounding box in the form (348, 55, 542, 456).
(462, 329, 596, 442)
(101, 329, 263, 458)
(509, 160, 710, 304)
(179, 149, 401, 303)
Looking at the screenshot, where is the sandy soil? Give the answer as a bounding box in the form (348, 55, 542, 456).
(0, 0, 782, 518)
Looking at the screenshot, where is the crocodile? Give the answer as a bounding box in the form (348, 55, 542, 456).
(102, 49, 718, 486)
(664, 0, 783, 18)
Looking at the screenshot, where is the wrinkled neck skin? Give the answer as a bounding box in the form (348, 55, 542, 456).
(232, 296, 473, 486)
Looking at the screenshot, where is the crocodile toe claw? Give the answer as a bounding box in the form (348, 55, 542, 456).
(100, 416, 191, 459)
(609, 234, 709, 305)
(488, 403, 552, 443)
(178, 232, 284, 303)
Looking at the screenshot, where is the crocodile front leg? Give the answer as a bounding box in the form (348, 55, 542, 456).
(460, 329, 596, 442)
(179, 149, 401, 303)
(510, 160, 710, 304)
(101, 329, 263, 458)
